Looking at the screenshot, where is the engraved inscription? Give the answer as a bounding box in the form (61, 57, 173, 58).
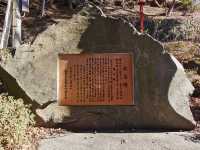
(58, 53, 134, 105)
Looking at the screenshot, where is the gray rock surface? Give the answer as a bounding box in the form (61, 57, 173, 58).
(0, 7, 195, 130)
(38, 132, 200, 150)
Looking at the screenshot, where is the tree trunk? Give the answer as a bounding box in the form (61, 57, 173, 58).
(12, 0, 22, 48)
(0, 0, 12, 49)
(22, 0, 30, 12)
(42, 0, 46, 16)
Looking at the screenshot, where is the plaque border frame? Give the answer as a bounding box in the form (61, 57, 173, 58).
(57, 53, 134, 106)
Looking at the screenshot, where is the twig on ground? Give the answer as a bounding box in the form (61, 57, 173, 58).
(88, 1, 107, 17)
(166, 0, 176, 16)
(95, 5, 107, 17)
(122, 0, 126, 8)
(154, 0, 162, 8)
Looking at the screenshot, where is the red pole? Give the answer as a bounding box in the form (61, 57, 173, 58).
(139, 0, 145, 33)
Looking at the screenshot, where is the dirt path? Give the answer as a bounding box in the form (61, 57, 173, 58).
(38, 132, 200, 150)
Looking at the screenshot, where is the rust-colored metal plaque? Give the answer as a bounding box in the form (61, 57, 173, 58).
(57, 53, 134, 105)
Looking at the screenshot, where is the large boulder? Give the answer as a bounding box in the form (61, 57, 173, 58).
(0, 8, 195, 130)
